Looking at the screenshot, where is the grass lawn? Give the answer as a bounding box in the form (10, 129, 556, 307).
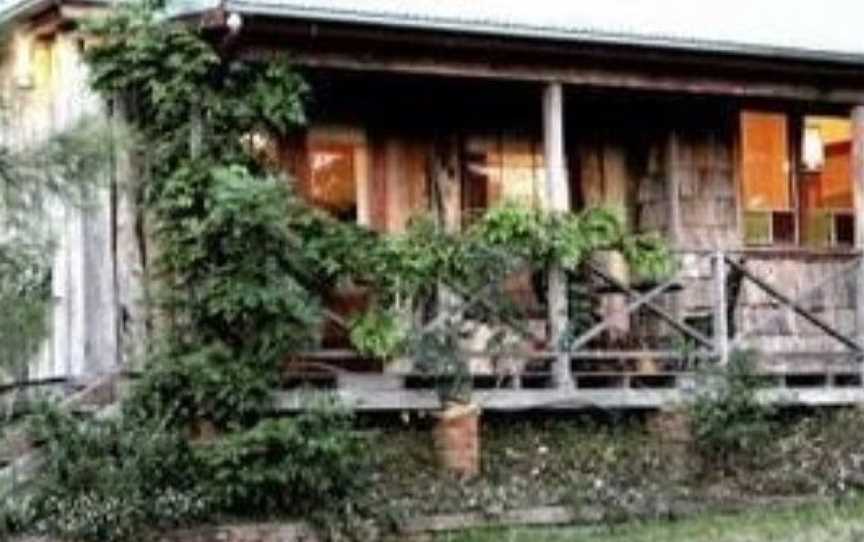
(439, 499, 864, 542)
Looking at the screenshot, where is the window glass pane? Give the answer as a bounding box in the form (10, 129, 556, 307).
(32, 38, 54, 92)
(801, 116, 852, 209)
(308, 144, 357, 221)
(741, 111, 791, 211)
(743, 211, 772, 245)
(800, 116, 853, 247)
(463, 132, 545, 214)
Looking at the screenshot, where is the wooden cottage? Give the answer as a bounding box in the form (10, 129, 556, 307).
(4, 0, 864, 410)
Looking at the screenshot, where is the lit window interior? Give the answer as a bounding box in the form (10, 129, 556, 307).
(801, 116, 854, 246)
(308, 143, 358, 222)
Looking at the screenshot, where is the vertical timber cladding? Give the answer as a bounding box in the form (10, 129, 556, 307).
(0, 24, 121, 379)
(569, 95, 741, 347)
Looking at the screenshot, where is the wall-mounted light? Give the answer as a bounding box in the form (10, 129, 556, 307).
(226, 12, 243, 34)
(802, 125, 825, 172)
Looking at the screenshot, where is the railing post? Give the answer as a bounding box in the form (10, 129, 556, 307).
(856, 255, 864, 355)
(543, 82, 572, 388)
(713, 250, 729, 365)
(852, 106, 864, 359)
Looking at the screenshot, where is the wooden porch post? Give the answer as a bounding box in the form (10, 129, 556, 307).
(666, 130, 684, 332)
(543, 83, 572, 387)
(713, 250, 729, 365)
(666, 130, 683, 247)
(852, 106, 864, 352)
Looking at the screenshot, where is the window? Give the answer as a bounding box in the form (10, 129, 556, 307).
(800, 117, 854, 246)
(740, 111, 854, 247)
(740, 111, 795, 244)
(31, 37, 55, 95)
(462, 132, 546, 223)
(297, 126, 369, 224)
(308, 144, 358, 221)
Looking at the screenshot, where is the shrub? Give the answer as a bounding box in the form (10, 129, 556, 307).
(689, 351, 775, 467)
(16, 405, 208, 542)
(198, 403, 371, 517)
(5, 401, 372, 542)
(349, 308, 408, 360)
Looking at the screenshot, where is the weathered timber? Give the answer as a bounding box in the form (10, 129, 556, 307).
(852, 106, 864, 352)
(236, 22, 864, 104)
(713, 251, 730, 364)
(586, 263, 714, 349)
(568, 272, 689, 351)
(275, 382, 864, 412)
(730, 257, 861, 348)
(543, 82, 571, 387)
(726, 257, 863, 354)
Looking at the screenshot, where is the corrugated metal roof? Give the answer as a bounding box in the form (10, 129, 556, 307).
(218, 0, 864, 65)
(4, 0, 864, 66)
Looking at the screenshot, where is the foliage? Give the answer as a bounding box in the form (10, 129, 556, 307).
(152, 164, 322, 358)
(0, 116, 114, 383)
(0, 117, 112, 231)
(15, 404, 209, 542)
(1, 5, 367, 542)
(3, 2, 679, 540)
(689, 351, 776, 466)
(3, 400, 370, 542)
(412, 322, 473, 404)
(341, 205, 673, 398)
(124, 163, 322, 430)
(367, 416, 689, 525)
(349, 308, 408, 360)
(84, 7, 306, 181)
(82, 2, 319, 432)
(0, 243, 51, 384)
(198, 403, 370, 517)
(124, 342, 276, 430)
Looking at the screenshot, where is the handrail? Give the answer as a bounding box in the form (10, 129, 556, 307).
(673, 246, 862, 258)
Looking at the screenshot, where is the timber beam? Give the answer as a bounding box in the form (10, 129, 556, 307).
(233, 20, 864, 105)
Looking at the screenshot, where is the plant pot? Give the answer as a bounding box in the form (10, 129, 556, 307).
(433, 402, 481, 478)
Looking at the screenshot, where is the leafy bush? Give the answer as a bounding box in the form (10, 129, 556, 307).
(15, 405, 209, 542)
(198, 404, 370, 517)
(124, 342, 275, 430)
(0, 243, 51, 383)
(689, 352, 775, 466)
(153, 164, 322, 358)
(4, 402, 371, 542)
(349, 308, 408, 360)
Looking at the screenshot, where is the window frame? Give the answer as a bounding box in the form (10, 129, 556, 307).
(738, 107, 855, 250)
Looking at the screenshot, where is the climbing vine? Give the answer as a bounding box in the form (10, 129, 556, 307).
(2, 2, 674, 540)
(4, 6, 366, 542)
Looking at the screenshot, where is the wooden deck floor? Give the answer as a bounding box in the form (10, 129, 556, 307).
(276, 368, 864, 411)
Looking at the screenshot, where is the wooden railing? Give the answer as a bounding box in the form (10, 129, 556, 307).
(289, 248, 864, 394)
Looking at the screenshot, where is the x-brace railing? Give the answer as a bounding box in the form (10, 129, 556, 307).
(725, 254, 864, 357)
(566, 252, 716, 353)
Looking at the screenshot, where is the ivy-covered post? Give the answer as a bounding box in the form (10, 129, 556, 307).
(111, 95, 148, 370)
(543, 82, 572, 388)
